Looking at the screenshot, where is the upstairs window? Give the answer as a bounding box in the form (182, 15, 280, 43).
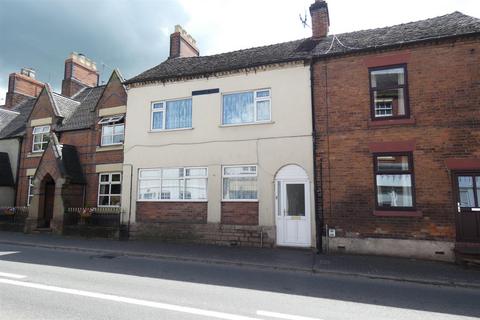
(27, 176, 34, 206)
(151, 98, 192, 131)
(370, 66, 409, 120)
(222, 89, 271, 125)
(374, 153, 415, 210)
(99, 115, 124, 146)
(32, 125, 50, 152)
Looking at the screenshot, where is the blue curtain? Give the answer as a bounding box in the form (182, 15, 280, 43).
(165, 99, 192, 129)
(223, 92, 254, 124)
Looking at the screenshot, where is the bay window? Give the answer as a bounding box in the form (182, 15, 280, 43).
(370, 65, 409, 119)
(222, 89, 271, 125)
(151, 98, 192, 131)
(138, 167, 207, 201)
(222, 165, 258, 201)
(374, 153, 415, 209)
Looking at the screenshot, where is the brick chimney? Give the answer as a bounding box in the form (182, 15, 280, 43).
(169, 25, 200, 59)
(61, 52, 99, 97)
(310, 0, 330, 39)
(4, 68, 44, 109)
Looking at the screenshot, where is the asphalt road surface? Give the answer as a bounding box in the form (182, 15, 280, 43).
(0, 243, 479, 320)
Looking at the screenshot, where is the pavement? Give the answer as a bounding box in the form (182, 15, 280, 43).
(0, 231, 479, 289)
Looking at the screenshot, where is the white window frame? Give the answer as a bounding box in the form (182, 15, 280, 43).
(99, 115, 125, 146)
(32, 125, 50, 153)
(221, 89, 271, 126)
(137, 167, 208, 202)
(97, 172, 122, 207)
(222, 165, 258, 202)
(27, 176, 34, 206)
(150, 98, 193, 131)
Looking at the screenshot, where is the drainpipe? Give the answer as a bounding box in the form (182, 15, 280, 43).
(121, 163, 134, 240)
(13, 136, 23, 207)
(309, 58, 324, 254)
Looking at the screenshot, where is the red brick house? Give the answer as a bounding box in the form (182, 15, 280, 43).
(0, 53, 127, 233)
(309, 1, 480, 261)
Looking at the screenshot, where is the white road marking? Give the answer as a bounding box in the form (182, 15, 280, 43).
(0, 272, 26, 279)
(0, 251, 20, 257)
(0, 278, 261, 320)
(257, 310, 323, 320)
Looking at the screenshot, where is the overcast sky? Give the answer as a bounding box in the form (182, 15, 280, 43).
(1, 0, 479, 105)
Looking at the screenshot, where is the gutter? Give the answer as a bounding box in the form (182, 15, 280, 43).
(13, 136, 22, 207)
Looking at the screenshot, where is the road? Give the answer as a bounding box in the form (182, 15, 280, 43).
(0, 243, 479, 320)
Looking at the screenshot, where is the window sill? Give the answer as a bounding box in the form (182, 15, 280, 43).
(96, 145, 124, 152)
(137, 199, 208, 203)
(373, 210, 422, 217)
(148, 127, 194, 133)
(219, 121, 274, 128)
(27, 152, 43, 158)
(369, 118, 416, 127)
(221, 199, 259, 203)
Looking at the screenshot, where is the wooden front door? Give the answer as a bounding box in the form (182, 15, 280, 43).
(454, 173, 480, 243)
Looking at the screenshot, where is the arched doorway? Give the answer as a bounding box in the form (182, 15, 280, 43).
(38, 174, 55, 228)
(275, 164, 311, 247)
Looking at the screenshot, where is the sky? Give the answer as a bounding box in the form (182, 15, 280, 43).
(1, 0, 479, 105)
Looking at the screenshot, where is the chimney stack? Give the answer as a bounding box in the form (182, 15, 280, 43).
(310, 0, 330, 40)
(169, 25, 200, 59)
(61, 52, 99, 97)
(4, 68, 44, 109)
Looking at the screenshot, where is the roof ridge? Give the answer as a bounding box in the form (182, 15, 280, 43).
(334, 11, 475, 39)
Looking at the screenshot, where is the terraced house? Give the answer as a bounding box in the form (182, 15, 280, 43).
(122, 1, 480, 259)
(0, 53, 127, 232)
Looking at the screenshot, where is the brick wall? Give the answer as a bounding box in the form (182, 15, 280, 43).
(313, 36, 480, 242)
(136, 202, 208, 224)
(221, 202, 259, 225)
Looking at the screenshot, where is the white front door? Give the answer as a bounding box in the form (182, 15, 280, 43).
(276, 180, 311, 247)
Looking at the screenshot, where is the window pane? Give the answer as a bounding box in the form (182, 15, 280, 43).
(459, 176, 475, 208)
(113, 134, 124, 144)
(223, 92, 254, 124)
(377, 155, 409, 172)
(103, 126, 113, 135)
(114, 124, 124, 134)
(185, 178, 207, 200)
(111, 184, 121, 195)
(111, 174, 121, 182)
(163, 168, 183, 179)
(224, 166, 256, 176)
(100, 185, 110, 195)
(102, 136, 113, 146)
(152, 111, 164, 129)
(110, 196, 121, 206)
(256, 100, 270, 121)
(373, 89, 405, 117)
(377, 174, 413, 207)
(33, 134, 43, 143)
(371, 68, 405, 89)
(100, 174, 109, 182)
(223, 177, 257, 200)
(42, 134, 50, 144)
(286, 184, 305, 216)
(161, 179, 183, 200)
(139, 170, 161, 179)
(477, 177, 480, 207)
(139, 180, 161, 200)
(185, 168, 207, 177)
(256, 90, 270, 98)
(152, 102, 164, 110)
(165, 99, 192, 129)
(99, 196, 110, 206)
